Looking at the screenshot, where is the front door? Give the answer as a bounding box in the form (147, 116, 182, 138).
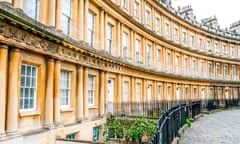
(201, 89, 205, 103)
(108, 78, 114, 114)
(176, 88, 180, 103)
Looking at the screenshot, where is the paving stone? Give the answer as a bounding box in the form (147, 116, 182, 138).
(179, 109, 240, 144)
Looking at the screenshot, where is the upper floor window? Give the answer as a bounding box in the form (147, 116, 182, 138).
(88, 12, 95, 46)
(206, 41, 210, 50)
(200, 62, 204, 74)
(192, 60, 196, 74)
(214, 43, 218, 52)
(182, 32, 186, 44)
(88, 75, 95, 106)
(190, 35, 194, 47)
(198, 38, 202, 48)
(20, 64, 38, 111)
(184, 58, 188, 73)
(136, 83, 141, 102)
(135, 39, 141, 62)
(164, 23, 169, 37)
(134, 1, 139, 18)
(232, 66, 235, 77)
(122, 0, 127, 9)
(173, 28, 178, 41)
(123, 32, 128, 58)
(24, 0, 40, 20)
(60, 70, 71, 107)
(62, 0, 72, 35)
(208, 63, 212, 75)
(230, 47, 234, 56)
(123, 81, 129, 102)
(146, 10, 150, 26)
(216, 64, 220, 75)
(175, 55, 179, 66)
(224, 65, 228, 76)
(155, 18, 160, 34)
(222, 45, 226, 54)
(146, 45, 151, 65)
(156, 49, 161, 64)
(166, 53, 170, 65)
(107, 24, 113, 54)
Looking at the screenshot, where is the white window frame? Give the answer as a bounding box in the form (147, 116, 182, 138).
(107, 24, 113, 54)
(62, 0, 72, 35)
(24, 0, 40, 20)
(136, 83, 141, 102)
(173, 28, 178, 41)
(190, 35, 194, 47)
(60, 70, 71, 108)
(164, 23, 169, 37)
(123, 32, 128, 58)
(88, 75, 95, 106)
(182, 32, 186, 44)
(88, 11, 95, 46)
(184, 58, 188, 73)
(146, 44, 151, 65)
(135, 39, 140, 63)
(146, 10, 150, 26)
(123, 81, 129, 102)
(155, 18, 160, 34)
(134, 1, 139, 18)
(20, 64, 38, 111)
(198, 38, 202, 48)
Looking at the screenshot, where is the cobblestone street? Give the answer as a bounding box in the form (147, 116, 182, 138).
(179, 109, 240, 144)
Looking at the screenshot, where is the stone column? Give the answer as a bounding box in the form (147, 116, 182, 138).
(44, 58, 54, 128)
(117, 74, 122, 103)
(99, 71, 105, 116)
(83, 67, 88, 119)
(54, 60, 61, 125)
(13, 0, 23, 9)
(6, 48, 20, 135)
(84, 0, 89, 42)
(131, 77, 135, 102)
(0, 45, 8, 137)
(48, 0, 56, 26)
(56, 0, 62, 30)
(76, 65, 84, 121)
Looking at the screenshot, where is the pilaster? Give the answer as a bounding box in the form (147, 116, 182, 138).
(54, 60, 61, 125)
(6, 48, 20, 135)
(76, 65, 84, 121)
(0, 45, 8, 137)
(44, 58, 54, 129)
(83, 67, 88, 119)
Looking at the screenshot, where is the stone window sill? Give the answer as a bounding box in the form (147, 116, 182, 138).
(60, 107, 74, 112)
(88, 105, 98, 109)
(19, 110, 40, 117)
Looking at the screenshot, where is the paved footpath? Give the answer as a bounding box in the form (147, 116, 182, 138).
(179, 109, 240, 144)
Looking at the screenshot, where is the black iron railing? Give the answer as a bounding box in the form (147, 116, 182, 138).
(108, 100, 186, 119)
(149, 102, 199, 144)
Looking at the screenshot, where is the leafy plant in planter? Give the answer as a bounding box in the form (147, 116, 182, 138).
(104, 115, 157, 144)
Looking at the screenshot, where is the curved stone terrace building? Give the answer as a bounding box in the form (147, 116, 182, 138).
(0, 0, 239, 143)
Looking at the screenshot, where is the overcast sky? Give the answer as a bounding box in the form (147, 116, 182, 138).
(172, 0, 239, 29)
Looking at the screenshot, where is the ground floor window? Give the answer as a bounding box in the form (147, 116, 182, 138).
(66, 133, 76, 140)
(93, 127, 100, 141)
(20, 64, 38, 111)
